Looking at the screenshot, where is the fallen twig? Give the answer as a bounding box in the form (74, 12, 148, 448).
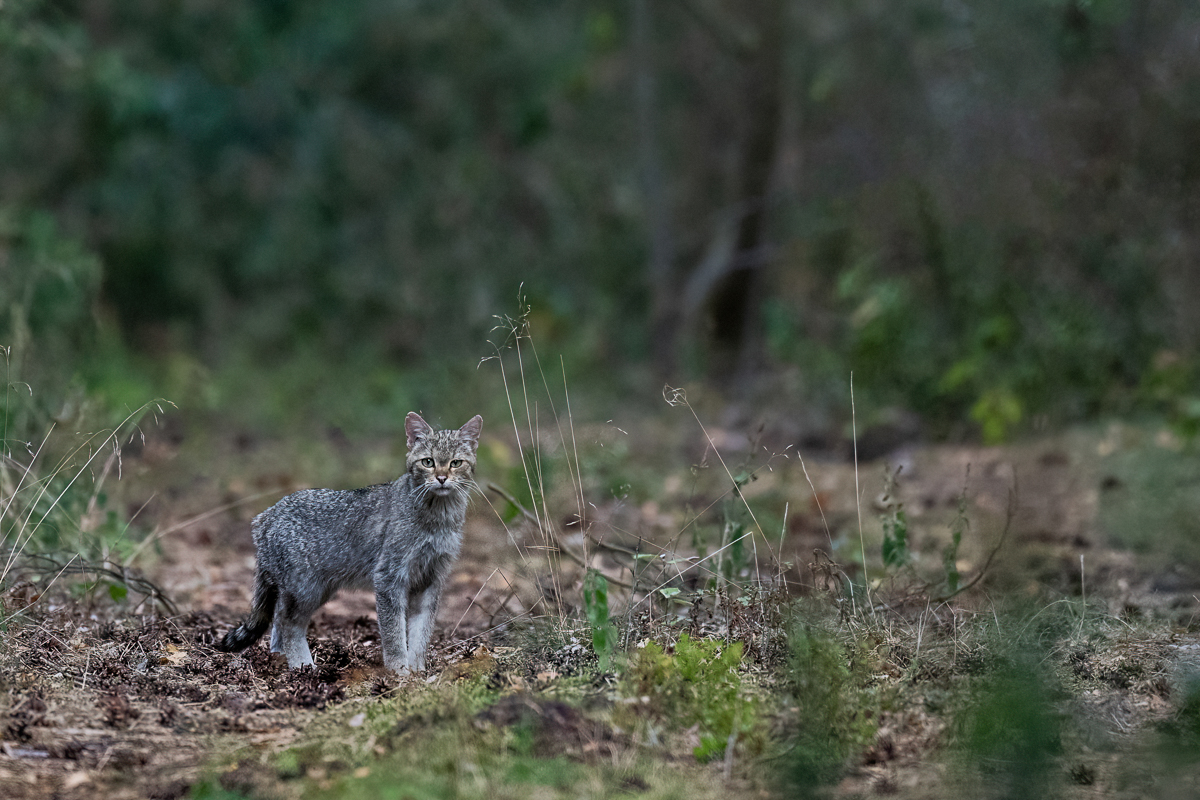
(9, 552, 177, 615)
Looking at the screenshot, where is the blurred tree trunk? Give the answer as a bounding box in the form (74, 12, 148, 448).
(706, 0, 783, 382)
(641, 0, 786, 385)
(634, 0, 680, 377)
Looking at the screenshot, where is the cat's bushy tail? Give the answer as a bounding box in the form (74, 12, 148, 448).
(214, 572, 278, 653)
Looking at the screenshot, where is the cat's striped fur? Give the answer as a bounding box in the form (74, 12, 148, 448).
(214, 412, 481, 673)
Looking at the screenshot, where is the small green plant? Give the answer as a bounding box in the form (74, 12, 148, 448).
(784, 622, 877, 797)
(954, 653, 1062, 799)
(582, 568, 618, 671)
(624, 633, 761, 762)
(708, 468, 760, 591)
(719, 518, 750, 585)
(942, 485, 969, 594)
(879, 466, 910, 570)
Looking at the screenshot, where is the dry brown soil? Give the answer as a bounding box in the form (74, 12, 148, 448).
(2, 420, 1198, 798)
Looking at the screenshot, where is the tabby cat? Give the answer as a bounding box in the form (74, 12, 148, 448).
(214, 412, 481, 673)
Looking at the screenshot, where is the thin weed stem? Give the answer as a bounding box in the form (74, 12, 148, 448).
(797, 453, 833, 554)
(663, 386, 778, 565)
(851, 372, 869, 612)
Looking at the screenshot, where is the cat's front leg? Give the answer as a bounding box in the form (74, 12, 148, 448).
(406, 577, 447, 672)
(375, 582, 411, 673)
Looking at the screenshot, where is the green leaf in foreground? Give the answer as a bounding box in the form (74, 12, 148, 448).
(583, 569, 618, 671)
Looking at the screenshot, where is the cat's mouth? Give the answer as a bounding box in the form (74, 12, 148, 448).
(428, 482, 456, 497)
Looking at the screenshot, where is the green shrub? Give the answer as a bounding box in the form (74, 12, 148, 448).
(782, 623, 877, 797)
(953, 653, 1062, 799)
(623, 633, 761, 762)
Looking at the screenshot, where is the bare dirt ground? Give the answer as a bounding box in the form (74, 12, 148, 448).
(2, 419, 1198, 798)
(0, 504, 526, 800)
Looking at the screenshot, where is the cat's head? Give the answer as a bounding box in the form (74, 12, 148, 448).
(404, 412, 482, 500)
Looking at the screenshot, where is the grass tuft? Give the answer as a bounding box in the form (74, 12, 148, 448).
(2, 351, 175, 618)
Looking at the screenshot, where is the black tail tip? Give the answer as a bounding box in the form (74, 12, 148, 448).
(213, 625, 261, 653)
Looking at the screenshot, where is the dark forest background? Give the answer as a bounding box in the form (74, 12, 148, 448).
(4, 0, 1200, 443)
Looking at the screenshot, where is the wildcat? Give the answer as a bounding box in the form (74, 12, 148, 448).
(214, 412, 482, 673)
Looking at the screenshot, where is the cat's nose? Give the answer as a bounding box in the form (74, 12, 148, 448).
(436, 475, 447, 484)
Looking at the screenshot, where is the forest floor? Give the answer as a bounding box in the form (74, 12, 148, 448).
(2, 410, 1199, 799)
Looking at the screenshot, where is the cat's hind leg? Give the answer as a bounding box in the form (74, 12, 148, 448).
(270, 590, 316, 668)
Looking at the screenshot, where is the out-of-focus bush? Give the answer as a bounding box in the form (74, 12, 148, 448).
(3, 0, 1200, 439)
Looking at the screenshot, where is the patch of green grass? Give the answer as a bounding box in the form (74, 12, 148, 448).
(503, 753, 582, 788)
(782, 619, 879, 796)
(289, 687, 737, 800)
(1096, 429, 1200, 568)
(189, 781, 254, 800)
(622, 633, 764, 763)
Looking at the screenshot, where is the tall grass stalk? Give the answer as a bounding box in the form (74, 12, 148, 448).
(2, 355, 172, 611)
(483, 300, 597, 631)
(850, 371, 868, 612)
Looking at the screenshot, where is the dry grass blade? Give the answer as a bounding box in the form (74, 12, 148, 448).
(2, 398, 175, 611)
(486, 481, 633, 590)
(850, 371, 868, 611)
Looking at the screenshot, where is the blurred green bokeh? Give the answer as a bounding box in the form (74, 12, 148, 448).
(3, 0, 1200, 439)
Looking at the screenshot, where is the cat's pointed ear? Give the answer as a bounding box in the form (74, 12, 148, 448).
(405, 412, 433, 450)
(459, 415, 482, 450)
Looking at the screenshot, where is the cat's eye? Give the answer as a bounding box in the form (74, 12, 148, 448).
(450, 459, 463, 468)
(421, 458, 434, 467)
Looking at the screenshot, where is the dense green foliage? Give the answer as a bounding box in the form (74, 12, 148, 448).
(4, 0, 1200, 437)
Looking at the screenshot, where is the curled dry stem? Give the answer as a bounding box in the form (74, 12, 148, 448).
(930, 477, 1017, 604)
